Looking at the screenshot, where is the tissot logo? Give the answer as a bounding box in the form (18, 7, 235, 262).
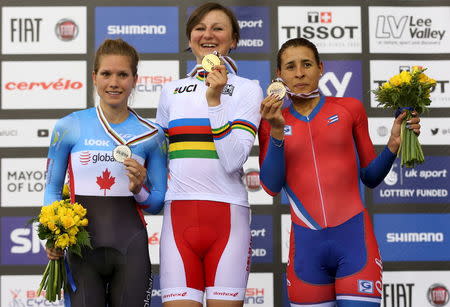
(278, 6, 361, 53)
(307, 11, 332, 23)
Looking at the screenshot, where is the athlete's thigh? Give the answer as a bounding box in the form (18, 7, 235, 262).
(67, 249, 107, 307)
(160, 201, 205, 303)
(287, 223, 335, 305)
(204, 204, 251, 301)
(335, 211, 382, 306)
(109, 229, 153, 307)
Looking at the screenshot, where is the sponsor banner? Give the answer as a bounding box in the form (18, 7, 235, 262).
(281, 214, 291, 263)
(374, 156, 450, 204)
(0, 119, 56, 147)
(2, 61, 86, 109)
(370, 60, 450, 108)
(374, 213, 450, 261)
(2, 6, 86, 54)
(382, 271, 450, 307)
(278, 6, 362, 53)
(95, 7, 178, 53)
(95, 60, 179, 109)
(368, 117, 450, 145)
(187, 60, 270, 93)
(251, 215, 273, 263)
(243, 156, 273, 205)
(320, 60, 363, 101)
(1, 217, 47, 265)
(369, 7, 450, 53)
(1, 275, 64, 306)
(1, 158, 47, 207)
(233, 7, 270, 53)
(144, 215, 162, 265)
(245, 273, 274, 306)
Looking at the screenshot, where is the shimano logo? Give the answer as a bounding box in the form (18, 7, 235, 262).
(107, 25, 166, 35)
(387, 232, 444, 243)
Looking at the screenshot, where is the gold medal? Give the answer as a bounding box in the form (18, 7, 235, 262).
(267, 81, 286, 99)
(112, 145, 132, 163)
(201, 53, 221, 72)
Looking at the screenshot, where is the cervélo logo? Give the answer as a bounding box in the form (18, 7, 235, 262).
(1, 61, 86, 109)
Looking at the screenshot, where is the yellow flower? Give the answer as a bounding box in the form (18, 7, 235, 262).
(69, 235, 77, 245)
(39, 216, 48, 225)
(47, 221, 57, 232)
(68, 226, 79, 237)
(73, 203, 87, 218)
(382, 82, 392, 89)
(62, 184, 70, 199)
(60, 216, 75, 229)
(79, 218, 88, 227)
(55, 233, 70, 249)
(389, 74, 402, 86)
(399, 70, 412, 84)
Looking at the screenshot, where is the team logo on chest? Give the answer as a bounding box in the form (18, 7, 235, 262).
(327, 114, 339, 126)
(221, 84, 234, 96)
(284, 125, 292, 136)
(173, 84, 197, 94)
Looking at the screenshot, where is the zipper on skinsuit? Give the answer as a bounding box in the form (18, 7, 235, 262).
(306, 116, 328, 228)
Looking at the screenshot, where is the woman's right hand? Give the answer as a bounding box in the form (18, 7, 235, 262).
(46, 247, 64, 260)
(260, 94, 285, 140)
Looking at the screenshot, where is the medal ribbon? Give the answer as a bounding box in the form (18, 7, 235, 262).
(187, 52, 238, 80)
(273, 77, 320, 99)
(96, 106, 158, 147)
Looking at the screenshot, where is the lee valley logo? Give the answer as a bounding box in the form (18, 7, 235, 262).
(376, 16, 446, 40)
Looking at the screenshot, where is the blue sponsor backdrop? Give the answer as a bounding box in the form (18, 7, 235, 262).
(95, 7, 179, 53)
(187, 60, 270, 92)
(374, 213, 450, 261)
(373, 156, 450, 204)
(1, 217, 47, 265)
(250, 215, 273, 263)
(320, 60, 363, 101)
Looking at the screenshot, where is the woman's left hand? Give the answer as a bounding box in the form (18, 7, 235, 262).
(388, 111, 421, 153)
(205, 64, 228, 107)
(123, 158, 147, 194)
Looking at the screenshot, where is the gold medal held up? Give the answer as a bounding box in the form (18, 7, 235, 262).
(267, 81, 286, 100)
(202, 53, 221, 72)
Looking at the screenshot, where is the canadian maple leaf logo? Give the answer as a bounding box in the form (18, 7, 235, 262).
(96, 168, 115, 196)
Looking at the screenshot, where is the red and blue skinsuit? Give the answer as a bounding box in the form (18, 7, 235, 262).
(259, 96, 396, 307)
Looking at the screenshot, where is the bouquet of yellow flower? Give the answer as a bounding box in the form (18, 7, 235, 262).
(372, 67, 436, 168)
(33, 199, 91, 301)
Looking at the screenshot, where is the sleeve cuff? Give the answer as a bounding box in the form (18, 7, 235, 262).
(270, 136, 284, 148)
(133, 188, 149, 203)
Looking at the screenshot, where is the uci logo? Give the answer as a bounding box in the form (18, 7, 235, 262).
(173, 84, 197, 94)
(358, 280, 374, 294)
